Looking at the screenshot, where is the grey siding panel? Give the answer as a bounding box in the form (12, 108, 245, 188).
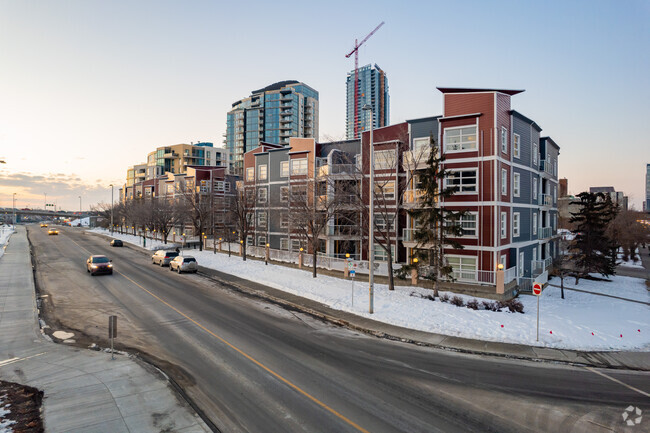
(512, 116, 532, 168)
(409, 118, 439, 146)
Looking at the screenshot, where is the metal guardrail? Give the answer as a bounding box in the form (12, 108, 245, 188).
(538, 226, 552, 239)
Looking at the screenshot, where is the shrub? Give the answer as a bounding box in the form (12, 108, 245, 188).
(496, 301, 507, 311)
(440, 293, 450, 303)
(424, 294, 436, 301)
(467, 299, 479, 310)
(450, 296, 465, 307)
(505, 299, 524, 313)
(481, 300, 496, 311)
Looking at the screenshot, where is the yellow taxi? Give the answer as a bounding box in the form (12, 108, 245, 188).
(40, 223, 48, 228)
(48, 228, 59, 235)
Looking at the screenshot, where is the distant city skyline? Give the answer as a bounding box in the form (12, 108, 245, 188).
(0, 0, 648, 210)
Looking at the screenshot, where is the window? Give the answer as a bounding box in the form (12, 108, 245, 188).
(501, 127, 508, 154)
(257, 188, 267, 204)
(258, 236, 266, 246)
(375, 214, 395, 232)
(280, 161, 289, 177)
(291, 185, 307, 202)
(513, 213, 520, 237)
(374, 149, 396, 170)
(373, 244, 395, 262)
(501, 212, 507, 238)
(445, 170, 477, 193)
(280, 186, 289, 202)
(533, 143, 538, 165)
(280, 213, 289, 229)
(553, 186, 557, 203)
(258, 164, 267, 181)
(532, 212, 538, 235)
(374, 181, 395, 200)
(514, 134, 520, 158)
(513, 173, 521, 197)
(280, 238, 289, 251)
(444, 126, 477, 152)
(458, 212, 478, 237)
(501, 169, 508, 195)
(257, 211, 267, 228)
(246, 235, 253, 246)
(447, 256, 477, 281)
(532, 178, 538, 203)
(291, 239, 302, 252)
(500, 255, 507, 269)
(519, 252, 525, 277)
(246, 167, 254, 182)
(290, 158, 307, 175)
(413, 137, 431, 158)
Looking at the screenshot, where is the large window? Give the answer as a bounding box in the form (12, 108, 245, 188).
(413, 137, 431, 158)
(280, 238, 289, 251)
(514, 172, 521, 197)
(374, 149, 396, 170)
(280, 161, 289, 177)
(532, 212, 538, 235)
(258, 164, 267, 181)
(513, 212, 520, 237)
(501, 212, 507, 238)
(501, 127, 508, 154)
(290, 158, 308, 175)
(519, 252, 525, 277)
(444, 126, 477, 152)
(373, 244, 395, 262)
(459, 212, 478, 237)
(257, 211, 267, 228)
(533, 143, 538, 165)
(448, 256, 477, 281)
(445, 170, 477, 193)
(374, 180, 395, 200)
(280, 213, 289, 229)
(514, 134, 520, 158)
(501, 169, 508, 195)
(280, 186, 289, 202)
(246, 167, 254, 182)
(532, 178, 538, 203)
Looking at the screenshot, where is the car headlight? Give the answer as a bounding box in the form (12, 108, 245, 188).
(108, 264, 113, 267)
(91, 265, 98, 268)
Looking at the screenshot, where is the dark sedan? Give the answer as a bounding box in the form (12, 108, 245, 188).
(110, 239, 123, 247)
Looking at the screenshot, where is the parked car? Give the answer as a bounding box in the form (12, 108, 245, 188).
(151, 250, 179, 266)
(169, 256, 198, 274)
(86, 255, 113, 275)
(110, 239, 123, 247)
(48, 228, 59, 235)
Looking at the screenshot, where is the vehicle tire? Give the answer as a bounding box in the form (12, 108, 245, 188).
(109, 271, 113, 275)
(169, 265, 173, 271)
(177, 267, 181, 274)
(160, 261, 163, 267)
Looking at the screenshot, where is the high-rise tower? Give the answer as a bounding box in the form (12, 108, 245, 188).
(346, 64, 389, 139)
(226, 81, 319, 174)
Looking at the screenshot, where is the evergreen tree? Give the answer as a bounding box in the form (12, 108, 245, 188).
(569, 192, 618, 282)
(397, 138, 464, 297)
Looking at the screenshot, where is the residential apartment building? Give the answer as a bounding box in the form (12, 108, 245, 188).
(589, 186, 628, 211)
(226, 81, 319, 175)
(241, 87, 561, 295)
(346, 64, 389, 139)
(645, 164, 650, 212)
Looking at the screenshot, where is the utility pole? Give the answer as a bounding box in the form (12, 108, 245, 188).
(363, 104, 375, 314)
(110, 184, 114, 235)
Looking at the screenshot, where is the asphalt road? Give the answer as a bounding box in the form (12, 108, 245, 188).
(29, 226, 650, 433)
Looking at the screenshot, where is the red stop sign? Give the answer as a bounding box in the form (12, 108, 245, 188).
(533, 282, 542, 295)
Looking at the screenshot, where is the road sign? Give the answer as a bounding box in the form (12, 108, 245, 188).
(533, 282, 542, 296)
(350, 269, 356, 277)
(108, 315, 117, 338)
(348, 261, 354, 270)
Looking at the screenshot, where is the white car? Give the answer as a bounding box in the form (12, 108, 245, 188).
(169, 256, 198, 274)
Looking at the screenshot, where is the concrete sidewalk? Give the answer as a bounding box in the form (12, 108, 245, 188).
(98, 230, 650, 372)
(0, 227, 211, 433)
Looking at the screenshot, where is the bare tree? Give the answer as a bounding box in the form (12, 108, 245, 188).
(153, 198, 176, 244)
(230, 181, 255, 261)
(607, 209, 650, 262)
(177, 178, 212, 251)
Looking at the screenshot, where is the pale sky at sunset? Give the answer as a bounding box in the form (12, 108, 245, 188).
(1, 0, 648, 211)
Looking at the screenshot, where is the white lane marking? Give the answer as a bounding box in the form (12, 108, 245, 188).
(0, 352, 47, 367)
(585, 367, 650, 398)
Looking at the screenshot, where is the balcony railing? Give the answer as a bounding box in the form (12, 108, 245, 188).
(539, 193, 552, 206)
(539, 160, 554, 175)
(326, 225, 361, 236)
(402, 189, 425, 205)
(317, 163, 357, 177)
(538, 226, 552, 239)
(402, 228, 417, 242)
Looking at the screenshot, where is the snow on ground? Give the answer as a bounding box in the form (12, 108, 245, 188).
(0, 226, 14, 260)
(0, 392, 15, 433)
(69, 217, 90, 227)
(617, 249, 645, 269)
(91, 228, 650, 351)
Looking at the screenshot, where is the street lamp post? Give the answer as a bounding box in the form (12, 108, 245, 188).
(110, 184, 114, 235)
(362, 104, 375, 314)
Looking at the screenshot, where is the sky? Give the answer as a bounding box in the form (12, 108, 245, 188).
(0, 0, 648, 211)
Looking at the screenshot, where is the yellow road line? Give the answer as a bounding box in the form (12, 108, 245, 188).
(585, 367, 650, 398)
(66, 232, 369, 432)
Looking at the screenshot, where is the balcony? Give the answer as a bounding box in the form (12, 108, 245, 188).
(538, 193, 552, 206)
(317, 163, 357, 177)
(402, 228, 417, 242)
(538, 226, 553, 239)
(326, 225, 361, 237)
(539, 160, 554, 176)
(402, 189, 425, 206)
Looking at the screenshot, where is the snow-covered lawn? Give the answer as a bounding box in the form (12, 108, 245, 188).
(90, 228, 650, 351)
(617, 249, 645, 269)
(89, 228, 180, 251)
(0, 226, 14, 260)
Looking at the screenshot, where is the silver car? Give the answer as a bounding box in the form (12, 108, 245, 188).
(169, 256, 198, 274)
(152, 250, 179, 266)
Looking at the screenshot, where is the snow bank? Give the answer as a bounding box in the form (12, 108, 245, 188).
(89, 228, 180, 251)
(1, 392, 16, 432)
(91, 229, 650, 351)
(0, 226, 14, 260)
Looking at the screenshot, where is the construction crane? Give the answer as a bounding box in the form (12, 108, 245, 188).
(346, 21, 384, 139)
